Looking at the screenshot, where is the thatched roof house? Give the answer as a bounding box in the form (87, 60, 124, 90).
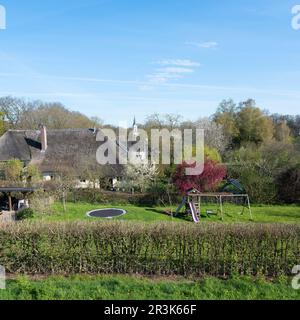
(0, 127, 125, 185)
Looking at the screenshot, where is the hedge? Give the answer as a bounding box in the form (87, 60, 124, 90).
(0, 222, 299, 277)
(68, 189, 164, 206)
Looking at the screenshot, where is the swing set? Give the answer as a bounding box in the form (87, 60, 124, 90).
(175, 180, 253, 222)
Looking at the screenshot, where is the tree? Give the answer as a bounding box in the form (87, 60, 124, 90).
(48, 166, 77, 212)
(193, 117, 229, 153)
(0, 96, 104, 130)
(204, 146, 222, 163)
(25, 164, 42, 184)
(0, 111, 6, 136)
(90, 116, 104, 128)
(259, 141, 299, 176)
(118, 163, 159, 193)
(1, 160, 41, 189)
(214, 99, 240, 143)
(173, 159, 227, 195)
(236, 106, 274, 144)
(227, 140, 299, 203)
(143, 113, 165, 130)
(238, 98, 257, 109)
(229, 162, 277, 204)
(0, 96, 31, 128)
(274, 120, 292, 143)
(18, 102, 101, 129)
(164, 114, 183, 130)
(271, 114, 300, 139)
(4, 159, 23, 183)
(143, 113, 183, 131)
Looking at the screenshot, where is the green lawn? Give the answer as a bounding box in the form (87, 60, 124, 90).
(1, 275, 299, 300)
(32, 202, 300, 224)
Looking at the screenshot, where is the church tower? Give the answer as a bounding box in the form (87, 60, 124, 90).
(131, 116, 148, 162)
(133, 116, 138, 138)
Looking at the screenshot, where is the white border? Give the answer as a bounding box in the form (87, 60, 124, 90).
(86, 208, 127, 219)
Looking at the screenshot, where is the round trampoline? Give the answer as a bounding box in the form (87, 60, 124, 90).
(86, 208, 126, 219)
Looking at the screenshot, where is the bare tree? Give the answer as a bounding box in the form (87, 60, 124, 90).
(0, 96, 31, 128)
(143, 113, 183, 130)
(18, 102, 102, 129)
(50, 166, 77, 212)
(194, 117, 230, 153)
(0, 96, 104, 130)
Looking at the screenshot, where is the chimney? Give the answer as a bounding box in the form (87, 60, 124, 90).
(40, 125, 48, 152)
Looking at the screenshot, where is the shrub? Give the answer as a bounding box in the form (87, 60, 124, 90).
(0, 222, 299, 277)
(69, 189, 160, 206)
(233, 166, 277, 204)
(16, 208, 34, 220)
(277, 165, 300, 204)
(173, 159, 227, 194)
(146, 181, 179, 206)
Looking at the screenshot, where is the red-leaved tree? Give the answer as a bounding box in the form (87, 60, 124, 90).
(173, 159, 227, 195)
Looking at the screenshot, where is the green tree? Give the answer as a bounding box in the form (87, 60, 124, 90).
(0, 111, 6, 136)
(274, 120, 292, 143)
(214, 99, 240, 142)
(4, 159, 24, 183)
(204, 146, 222, 163)
(25, 164, 42, 183)
(237, 106, 274, 145)
(227, 140, 299, 203)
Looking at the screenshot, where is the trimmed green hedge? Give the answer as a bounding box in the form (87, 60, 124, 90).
(68, 189, 180, 206)
(69, 189, 158, 206)
(0, 222, 299, 276)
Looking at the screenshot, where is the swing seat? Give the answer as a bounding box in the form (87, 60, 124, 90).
(206, 209, 217, 216)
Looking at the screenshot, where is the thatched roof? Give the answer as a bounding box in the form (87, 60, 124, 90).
(0, 129, 125, 177)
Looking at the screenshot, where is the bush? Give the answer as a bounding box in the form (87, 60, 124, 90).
(238, 168, 277, 204)
(69, 189, 168, 206)
(16, 208, 34, 221)
(173, 160, 227, 194)
(277, 165, 300, 204)
(146, 181, 179, 206)
(0, 222, 299, 277)
(228, 163, 277, 204)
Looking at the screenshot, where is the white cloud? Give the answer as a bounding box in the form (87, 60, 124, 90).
(147, 67, 194, 85)
(158, 67, 194, 74)
(147, 72, 183, 84)
(146, 60, 200, 84)
(187, 41, 218, 49)
(158, 59, 201, 67)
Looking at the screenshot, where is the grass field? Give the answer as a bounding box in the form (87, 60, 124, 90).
(8, 202, 300, 301)
(1, 275, 299, 300)
(32, 202, 300, 224)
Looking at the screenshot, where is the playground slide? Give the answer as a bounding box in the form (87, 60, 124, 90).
(189, 202, 200, 223)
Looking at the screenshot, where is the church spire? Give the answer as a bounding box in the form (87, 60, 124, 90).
(133, 116, 138, 138)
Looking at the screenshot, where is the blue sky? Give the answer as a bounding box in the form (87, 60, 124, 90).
(0, 0, 299, 124)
